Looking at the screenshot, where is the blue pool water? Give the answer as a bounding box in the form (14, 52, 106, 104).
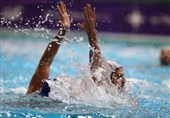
(0, 30, 170, 118)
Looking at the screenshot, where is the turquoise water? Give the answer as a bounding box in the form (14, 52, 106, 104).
(0, 30, 170, 118)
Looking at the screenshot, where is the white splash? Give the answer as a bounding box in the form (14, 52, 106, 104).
(0, 87, 27, 95)
(161, 79, 170, 93)
(10, 87, 27, 94)
(47, 73, 133, 108)
(42, 13, 50, 24)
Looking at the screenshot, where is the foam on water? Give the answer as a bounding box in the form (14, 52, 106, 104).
(0, 87, 27, 95)
(161, 79, 170, 93)
(54, 76, 169, 107)
(1, 76, 169, 114)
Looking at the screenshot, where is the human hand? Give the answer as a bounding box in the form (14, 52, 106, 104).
(57, 1, 70, 29)
(77, 4, 96, 34)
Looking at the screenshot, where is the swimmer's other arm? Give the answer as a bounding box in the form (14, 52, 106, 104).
(78, 4, 102, 83)
(27, 1, 70, 94)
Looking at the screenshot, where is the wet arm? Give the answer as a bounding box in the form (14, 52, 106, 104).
(27, 1, 70, 93)
(78, 4, 102, 82)
(26, 29, 67, 94)
(88, 30, 103, 82)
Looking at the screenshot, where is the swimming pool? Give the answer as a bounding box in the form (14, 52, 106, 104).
(0, 29, 170, 118)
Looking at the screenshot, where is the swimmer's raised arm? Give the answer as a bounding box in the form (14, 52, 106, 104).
(27, 1, 70, 94)
(78, 4, 102, 82)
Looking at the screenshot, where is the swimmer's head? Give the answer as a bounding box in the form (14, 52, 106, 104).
(107, 61, 123, 76)
(107, 60, 122, 71)
(107, 60, 125, 90)
(160, 46, 170, 66)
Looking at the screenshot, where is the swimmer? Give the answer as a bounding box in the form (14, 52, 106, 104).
(77, 4, 126, 90)
(27, 2, 126, 95)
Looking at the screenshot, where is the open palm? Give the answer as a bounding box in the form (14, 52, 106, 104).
(77, 4, 96, 33)
(57, 1, 70, 29)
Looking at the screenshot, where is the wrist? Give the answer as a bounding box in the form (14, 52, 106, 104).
(52, 28, 68, 43)
(87, 29, 96, 37)
(52, 36, 63, 43)
(58, 28, 68, 36)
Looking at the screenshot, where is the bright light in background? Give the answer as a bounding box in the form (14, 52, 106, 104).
(1, 5, 24, 21)
(127, 10, 145, 31)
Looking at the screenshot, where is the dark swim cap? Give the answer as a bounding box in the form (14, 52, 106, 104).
(39, 81, 50, 97)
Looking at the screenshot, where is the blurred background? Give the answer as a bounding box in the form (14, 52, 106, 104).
(0, 0, 170, 35)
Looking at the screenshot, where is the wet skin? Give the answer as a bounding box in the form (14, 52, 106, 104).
(111, 67, 126, 90)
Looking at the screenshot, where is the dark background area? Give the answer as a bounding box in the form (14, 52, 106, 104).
(0, 0, 170, 35)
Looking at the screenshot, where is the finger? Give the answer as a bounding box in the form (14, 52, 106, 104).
(84, 7, 88, 22)
(77, 23, 82, 28)
(86, 4, 90, 18)
(86, 4, 91, 19)
(58, 20, 64, 26)
(63, 3, 67, 13)
(85, 7, 89, 21)
(90, 5, 93, 18)
(77, 23, 84, 30)
(57, 5, 63, 17)
(60, 1, 65, 14)
(93, 7, 96, 18)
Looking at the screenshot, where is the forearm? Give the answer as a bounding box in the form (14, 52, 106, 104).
(87, 30, 103, 83)
(38, 40, 62, 68)
(38, 29, 67, 68)
(87, 30, 100, 51)
(27, 29, 67, 93)
(87, 30, 102, 65)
